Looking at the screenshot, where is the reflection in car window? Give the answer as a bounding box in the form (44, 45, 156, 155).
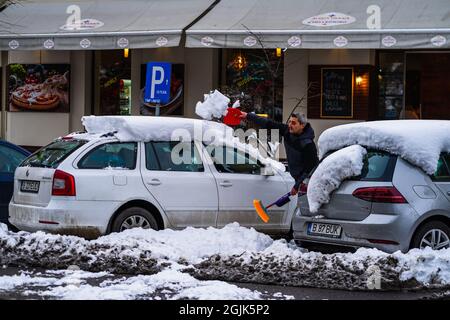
(78, 142, 137, 169)
(0, 145, 27, 174)
(148, 142, 204, 172)
(21, 139, 86, 169)
(208, 145, 261, 175)
(432, 153, 450, 180)
(347, 150, 397, 182)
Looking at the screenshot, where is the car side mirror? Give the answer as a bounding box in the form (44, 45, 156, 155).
(261, 164, 275, 176)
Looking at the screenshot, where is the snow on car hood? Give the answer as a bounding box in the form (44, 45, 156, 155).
(318, 120, 450, 175)
(80, 115, 285, 172)
(307, 145, 367, 213)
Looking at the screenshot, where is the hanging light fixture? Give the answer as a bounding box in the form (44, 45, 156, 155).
(123, 48, 129, 58)
(276, 48, 282, 57)
(232, 53, 247, 70)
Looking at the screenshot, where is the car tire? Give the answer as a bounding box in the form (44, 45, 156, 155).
(411, 220, 450, 250)
(112, 207, 159, 233)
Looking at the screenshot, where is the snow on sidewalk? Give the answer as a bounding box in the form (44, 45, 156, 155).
(1, 223, 450, 292)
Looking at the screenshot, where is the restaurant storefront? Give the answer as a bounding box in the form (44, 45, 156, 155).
(0, 0, 449, 150)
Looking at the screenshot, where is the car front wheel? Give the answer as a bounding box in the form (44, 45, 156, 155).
(411, 221, 450, 250)
(112, 207, 159, 233)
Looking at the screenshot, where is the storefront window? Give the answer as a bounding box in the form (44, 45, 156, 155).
(377, 51, 450, 120)
(377, 52, 404, 120)
(220, 49, 284, 123)
(95, 50, 131, 115)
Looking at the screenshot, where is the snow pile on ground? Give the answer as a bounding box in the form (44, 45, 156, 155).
(195, 90, 230, 120)
(80, 115, 286, 172)
(307, 145, 367, 213)
(0, 269, 288, 300)
(0, 223, 272, 273)
(1, 223, 450, 291)
(318, 120, 450, 175)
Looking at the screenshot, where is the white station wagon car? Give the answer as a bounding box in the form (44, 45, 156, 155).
(9, 116, 295, 238)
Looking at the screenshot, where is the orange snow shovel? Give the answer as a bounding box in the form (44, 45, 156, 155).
(253, 192, 291, 223)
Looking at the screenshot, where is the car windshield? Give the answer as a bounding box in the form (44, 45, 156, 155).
(20, 139, 87, 169)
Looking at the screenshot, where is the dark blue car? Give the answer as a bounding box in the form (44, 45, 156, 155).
(0, 140, 30, 228)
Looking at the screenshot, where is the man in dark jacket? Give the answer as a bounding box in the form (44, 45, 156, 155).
(239, 111, 319, 195)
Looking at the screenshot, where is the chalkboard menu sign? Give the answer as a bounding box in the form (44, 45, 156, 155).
(321, 68, 353, 118)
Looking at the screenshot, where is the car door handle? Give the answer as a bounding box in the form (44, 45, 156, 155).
(147, 179, 161, 186)
(219, 181, 233, 187)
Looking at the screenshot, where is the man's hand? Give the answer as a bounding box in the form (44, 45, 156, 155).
(238, 111, 248, 119)
(290, 187, 298, 196)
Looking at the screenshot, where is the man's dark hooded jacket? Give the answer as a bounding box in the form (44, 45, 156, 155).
(247, 113, 319, 190)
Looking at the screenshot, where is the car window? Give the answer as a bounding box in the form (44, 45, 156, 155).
(208, 145, 262, 175)
(0, 145, 27, 174)
(357, 151, 397, 181)
(317, 149, 397, 182)
(432, 153, 450, 181)
(149, 142, 204, 172)
(21, 139, 87, 169)
(78, 142, 137, 169)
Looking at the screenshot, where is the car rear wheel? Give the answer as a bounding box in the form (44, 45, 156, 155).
(411, 221, 450, 250)
(112, 207, 159, 233)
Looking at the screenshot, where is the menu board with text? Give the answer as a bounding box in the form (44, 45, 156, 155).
(321, 68, 353, 118)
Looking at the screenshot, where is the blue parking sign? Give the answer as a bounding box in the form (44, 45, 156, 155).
(144, 62, 172, 104)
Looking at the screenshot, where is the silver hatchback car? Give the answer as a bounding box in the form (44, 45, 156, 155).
(293, 150, 450, 253)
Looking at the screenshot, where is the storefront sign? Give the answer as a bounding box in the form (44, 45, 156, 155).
(144, 62, 172, 104)
(431, 35, 446, 47)
(287, 36, 302, 47)
(60, 18, 104, 31)
(382, 36, 397, 47)
(333, 36, 348, 47)
(303, 12, 356, 27)
(321, 68, 353, 118)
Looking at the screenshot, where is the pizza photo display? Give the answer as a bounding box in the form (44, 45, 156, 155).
(7, 64, 70, 112)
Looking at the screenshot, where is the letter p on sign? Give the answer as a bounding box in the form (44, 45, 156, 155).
(144, 62, 172, 104)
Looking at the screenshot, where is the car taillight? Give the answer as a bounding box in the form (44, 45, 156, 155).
(352, 187, 407, 203)
(299, 182, 308, 195)
(52, 170, 76, 196)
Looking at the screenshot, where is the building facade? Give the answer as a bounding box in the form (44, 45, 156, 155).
(0, 0, 449, 152)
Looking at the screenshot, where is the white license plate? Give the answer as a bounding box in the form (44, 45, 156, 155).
(307, 222, 342, 238)
(20, 180, 40, 193)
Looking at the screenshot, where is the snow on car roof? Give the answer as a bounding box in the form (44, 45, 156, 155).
(318, 120, 450, 175)
(80, 116, 286, 172)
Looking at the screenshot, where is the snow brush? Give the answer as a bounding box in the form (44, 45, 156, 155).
(253, 192, 291, 223)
